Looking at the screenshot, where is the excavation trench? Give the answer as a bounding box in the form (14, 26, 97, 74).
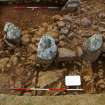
(0, 0, 105, 96)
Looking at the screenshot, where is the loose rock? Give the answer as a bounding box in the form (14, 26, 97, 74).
(21, 34, 30, 45)
(60, 27, 69, 35)
(81, 17, 91, 27)
(57, 21, 66, 28)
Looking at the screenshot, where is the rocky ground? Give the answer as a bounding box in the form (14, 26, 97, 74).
(0, 0, 105, 96)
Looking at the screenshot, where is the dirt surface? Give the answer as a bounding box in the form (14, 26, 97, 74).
(0, 0, 105, 96)
(0, 94, 105, 105)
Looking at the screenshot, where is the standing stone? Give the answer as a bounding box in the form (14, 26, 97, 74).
(62, 0, 80, 12)
(4, 22, 21, 47)
(85, 34, 103, 52)
(37, 34, 57, 61)
(84, 34, 103, 62)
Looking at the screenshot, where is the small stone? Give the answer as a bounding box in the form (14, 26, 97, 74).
(57, 21, 66, 28)
(81, 17, 91, 27)
(31, 37, 36, 43)
(42, 22, 48, 28)
(83, 75, 91, 82)
(96, 79, 105, 89)
(28, 44, 36, 53)
(92, 25, 98, 31)
(59, 41, 65, 47)
(21, 30, 29, 35)
(20, 57, 26, 61)
(98, 69, 104, 79)
(72, 37, 78, 46)
(35, 30, 42, 36)
(99, 22, 105, 27)
(10, 55, 18, 65)
(28, 54, 35, 61)
(59, 35, 65, 41)
(63, 15, 72, 22)
(65, 22, 71, 29)
(99, 12, 105, 19)
(60, 27, 69, 35)
(99, 27, 105, 32)
(102, 42, 105, 52)
(52, 15, 63, 21)
(68, 32, 75, 39)
(46, 31, 59, 39)
(36, 37, 40, 42)
(76, 46, 83, 57)
(6, 63, 11, 68)
(21, 35, 30, 45)
(0, 58, 9, 72)
(38, 27, 45, 33)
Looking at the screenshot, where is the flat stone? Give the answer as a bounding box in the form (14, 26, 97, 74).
(85, 34, 103, 52)
(58, 48, 76, 61)
(37, 69, 66, 88)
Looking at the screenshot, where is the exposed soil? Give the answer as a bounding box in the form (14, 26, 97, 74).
(0, 0, 105, 96)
